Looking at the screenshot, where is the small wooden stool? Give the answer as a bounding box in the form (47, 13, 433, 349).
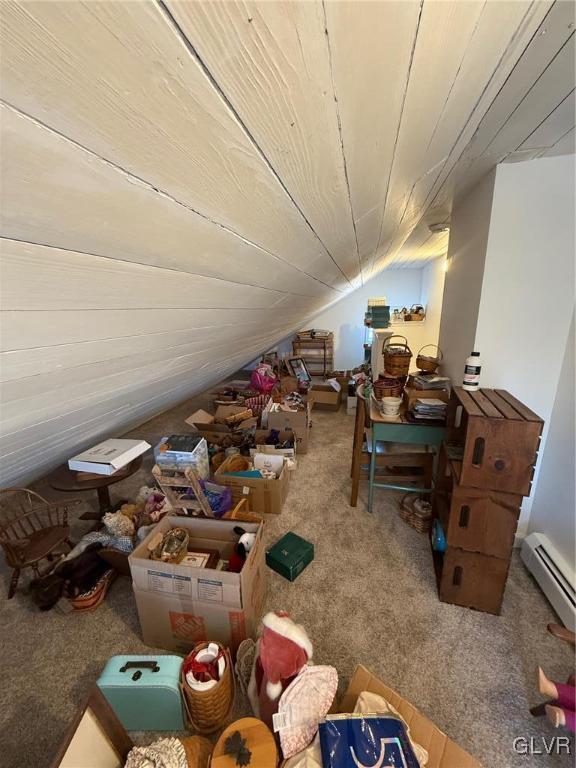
(211, 718, 278, 767)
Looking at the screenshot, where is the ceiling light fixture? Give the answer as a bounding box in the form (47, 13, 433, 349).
(428, 222, 450, 234)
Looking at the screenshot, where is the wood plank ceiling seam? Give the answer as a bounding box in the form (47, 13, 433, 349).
(0, 101, 343, 298)
(370, 0, 569, 272)
(419, 2, 574, 233)
(0, 1, 350, 291)
(319, 0, 362, 286)
(365, 0, 424, 282)
(518, 88, 575, 151)
(157, 0, 354, 288)
(369, 0, 487, 275)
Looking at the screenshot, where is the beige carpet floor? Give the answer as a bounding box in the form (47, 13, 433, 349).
(0, 381, 573, 767)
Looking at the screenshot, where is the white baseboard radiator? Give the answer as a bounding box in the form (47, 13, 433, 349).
(521, 533, 576, 631)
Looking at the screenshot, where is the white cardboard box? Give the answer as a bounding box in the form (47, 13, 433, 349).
(68, 439, 150, 475)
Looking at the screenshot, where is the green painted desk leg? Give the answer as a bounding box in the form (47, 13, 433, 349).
(368, 427, 377, 513)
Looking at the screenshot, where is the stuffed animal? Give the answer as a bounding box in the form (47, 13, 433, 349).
(228, 526, 257, 573)
(30, 543, 109, 610)
(248, 611, 313, 728)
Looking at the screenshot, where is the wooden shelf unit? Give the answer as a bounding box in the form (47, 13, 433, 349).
(292, 334, 334, 377)
(431, 388, 543, 615)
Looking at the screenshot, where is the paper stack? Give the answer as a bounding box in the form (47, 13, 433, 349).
(413, 374, 451, 390)
(412, 398, 448, 421)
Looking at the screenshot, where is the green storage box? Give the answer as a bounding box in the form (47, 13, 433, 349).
(266, 532, 314, 581)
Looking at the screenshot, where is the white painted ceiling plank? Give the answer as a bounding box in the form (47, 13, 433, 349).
(545, 126, 576, 156)
(0, 308, 299, 351)
(426, 2, 574, 220)
(1, 239, 326, 311)
(519, 89, 575, 150)
(368, 0, 488, 280)
(167, 0, 359, 283)
(324, 0, 420, 276)
(370, 0, 542, 274)
(0, 313, 304, 381)
(0, 1, 346, 286)
(0, 105, 341, 298)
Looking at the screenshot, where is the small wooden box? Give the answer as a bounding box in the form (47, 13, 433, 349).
(446, 387, 543, 496)
(434, 546, 510, 615)
(435, 484, 521, 559)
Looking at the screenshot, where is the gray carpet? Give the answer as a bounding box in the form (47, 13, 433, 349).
(0, 383, 573, 767)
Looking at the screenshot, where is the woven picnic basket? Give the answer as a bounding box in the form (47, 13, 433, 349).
(383, 335, 412, 377)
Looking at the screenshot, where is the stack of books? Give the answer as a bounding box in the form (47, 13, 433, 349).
(412, 398, 448, 421)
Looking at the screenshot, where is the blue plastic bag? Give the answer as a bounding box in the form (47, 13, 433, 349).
(319, 714, 420, 768)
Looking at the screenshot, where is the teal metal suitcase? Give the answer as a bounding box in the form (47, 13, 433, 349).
(97, 655, 185, 731)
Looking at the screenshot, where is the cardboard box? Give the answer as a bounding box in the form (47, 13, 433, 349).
(185, 409, 214, 427)
(279, 375, 299, 394)
(339, 666, 481, 768)
(403, 387, 450, 411)
(215, 461, 289, 515)
(266, 402, 311, 454)
(266, 532, 314, 581)
(68, 438, 150, 475)
(129, 516, 265, 655)
(309, 383, 342, 411)
(249, 430, 296, 463)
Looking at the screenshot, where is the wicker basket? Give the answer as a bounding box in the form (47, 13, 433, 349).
(373, 376, 405, 399)
(399, 495, 433, 534)
(383, 335, 412, 377)
(181, 641, 234, 734)
(415, 344, 443, 373)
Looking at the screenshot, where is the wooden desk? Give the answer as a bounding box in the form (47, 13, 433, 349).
(368, 400, 445, 513)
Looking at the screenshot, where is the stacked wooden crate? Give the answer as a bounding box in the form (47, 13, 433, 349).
(292, 332, 334, 377)
(432, 387, 543, 615)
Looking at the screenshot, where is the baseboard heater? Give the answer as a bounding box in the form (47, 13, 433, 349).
(521, 533, 576, 631)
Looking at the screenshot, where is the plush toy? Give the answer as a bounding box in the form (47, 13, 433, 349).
(248, 611, 313, 728)
(228, 526, 257, 573)
(119, 502, 144, 519)
(103, 510, 135, 537)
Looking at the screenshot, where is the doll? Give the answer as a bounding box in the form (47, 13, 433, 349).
(539, 667, 575, 732)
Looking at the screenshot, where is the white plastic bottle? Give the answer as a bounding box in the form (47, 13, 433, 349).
(462, 351, 481, 391)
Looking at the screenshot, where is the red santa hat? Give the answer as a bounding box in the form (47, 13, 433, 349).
(259, 611, 313, 700)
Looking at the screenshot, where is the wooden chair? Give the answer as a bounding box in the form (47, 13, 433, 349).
(0, 488, 79, 598)
(530, 623, 575, 717)
(350, 390, 434, 507)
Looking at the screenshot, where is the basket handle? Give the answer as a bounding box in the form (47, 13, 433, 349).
(417, 344, 443, 362)
(383, 334, 409, 349)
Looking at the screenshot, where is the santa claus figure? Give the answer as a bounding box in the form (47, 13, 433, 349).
(248, 611, 313, 728)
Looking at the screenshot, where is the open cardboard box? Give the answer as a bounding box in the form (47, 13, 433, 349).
(339, 666, 481, 768)
(266, 401, 311, 453)
(215, 460, 289, 515)
(309, 382, 342, 411)
(129, 516, 266, 654)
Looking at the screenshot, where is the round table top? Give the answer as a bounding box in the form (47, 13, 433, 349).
(211, 717, 278, 767)
(48, 455, 143, 491)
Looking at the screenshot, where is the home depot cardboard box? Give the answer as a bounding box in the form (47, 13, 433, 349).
(129, 516, 265, 655)
(339, 666, 481, 768)
(215, 461, 289, 515)
(309, 382, 342, 411)
(266, 402, 311, 454)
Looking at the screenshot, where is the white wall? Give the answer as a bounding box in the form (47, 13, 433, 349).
(438, 168, 495, 383)
(439, 154, 575, 535)
(528, 312, 575, 571)
(475, 155, 575, 532)
(297, 262, 446, 370)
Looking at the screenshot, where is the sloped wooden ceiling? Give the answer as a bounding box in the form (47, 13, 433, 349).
(0, 1, 574, 484)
